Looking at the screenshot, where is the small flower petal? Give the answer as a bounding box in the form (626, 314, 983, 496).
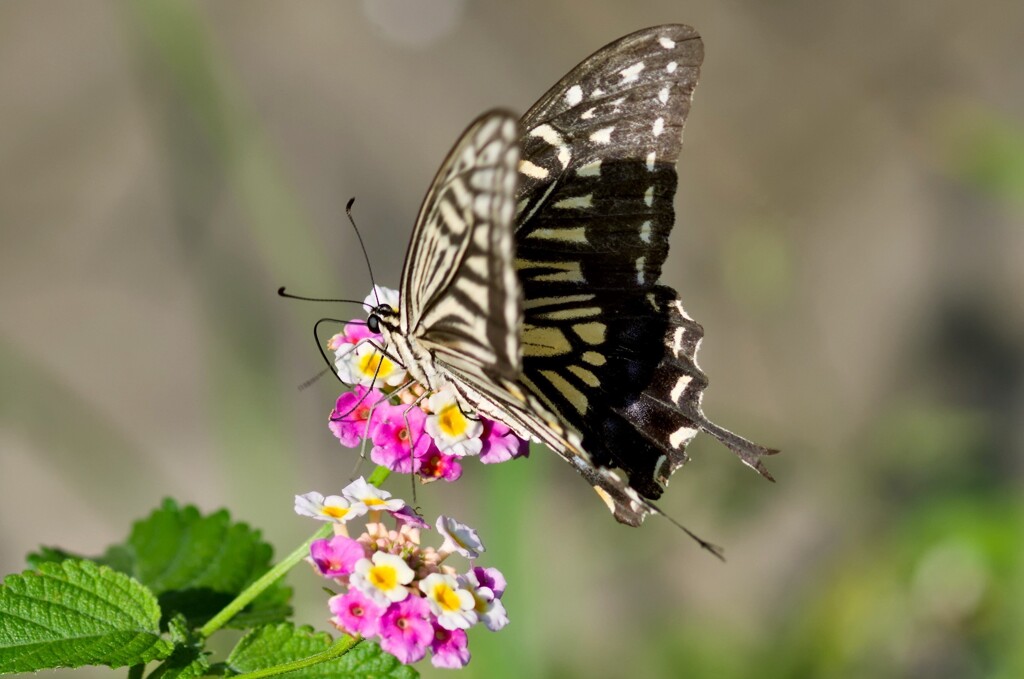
(430, 623, 471, 669)
(329, 386, 386, 448)
(424, 389, 484, 456)
(351, 552, 416, 606)
(419, 446, 463, 482)
(370, 404, 432, 474)
(470, 566, 506, 599)
(391, 505, 431, 530)
(310, 535, 367, 577)
(294, 491, 367, 524)
(329, 589, 384, 638)
(478, 419, 530, 464)
(341, 477, 406, 513)
(379, 597, 433, 665)
(364, 285, 400, 313)
(436, 515, 485, 559)
(419, 573, 478, 630)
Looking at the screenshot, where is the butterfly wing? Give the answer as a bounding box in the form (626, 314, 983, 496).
(400, 111, 523, 381)
(512, 25, 776, 524)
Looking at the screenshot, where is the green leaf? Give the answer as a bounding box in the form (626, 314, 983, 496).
(226, 623, 418, 678)
(112, 499, 292, 628)
(25, 546, 83, 568)
(147, 616, 210, 679)
(0, 560, 173, 673)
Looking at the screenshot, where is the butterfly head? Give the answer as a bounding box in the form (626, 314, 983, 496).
(367, 303, 399, 336)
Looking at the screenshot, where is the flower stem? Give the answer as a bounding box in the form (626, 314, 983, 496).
(199, 522, 333, 638)
(231, 635, 361, 679)
(198, 465, 391, 638)
(367, 465, 391, 486)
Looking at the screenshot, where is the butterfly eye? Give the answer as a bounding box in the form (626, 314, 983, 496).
(367, 314, 381, 334)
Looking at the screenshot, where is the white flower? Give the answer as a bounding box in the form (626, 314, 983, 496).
(350, 552, 415, 605)
(436, 515, 485, 559)
(424, 389, 484, 457)
(335, 341, 407, 388)
(294, 491, 367, 523)
(463, 571, 509, 631)
(419, 573, 478, 630)
(364, 285, 400, 313)
(341, 477, 406, 513)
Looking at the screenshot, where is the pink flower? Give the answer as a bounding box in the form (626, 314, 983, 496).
(470, 566, 506, 599)
(329, 386, 386, 447)
(391, 505, 431, 530)
(430, 622, 471, 669)
(310, 535, 367, 578)
(329, 589, 384, 638)
(462, 569, 508, 632)
(478, 420, 529, 464)
(370, 404, 432, 473)
(418, 445, 463, 482)
(378, 596, 433, 664)
(328, 319, 377, 352)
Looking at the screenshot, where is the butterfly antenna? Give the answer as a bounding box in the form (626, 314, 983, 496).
(345, 198, 381, 307)
(278, 287, 370, 308)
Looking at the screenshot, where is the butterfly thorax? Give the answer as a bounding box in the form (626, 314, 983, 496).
(370, 305, 486, 413)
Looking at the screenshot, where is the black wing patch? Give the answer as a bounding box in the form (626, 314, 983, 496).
(511, 25, 776, 525)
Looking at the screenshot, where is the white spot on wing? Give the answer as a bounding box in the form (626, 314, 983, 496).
(666, 61, 678, 73)
(640, 220, 652, 243)
(530, 124, 563, 147)
(646, 151, 656, 171)
(619, 61, 645, 84)
(670, 375, 692, 403)
(581, 107, 596, 120)
(659, 36, 676, 49)
(653, 117, 665, 137)
(658, 87, 670, 104)
(590, 127, 614, 145)
(591, 88, 604, 98)
(577, 159, 602, 177)
(636, 256, 646, 284)
(518, 159, 549, 179)
(669, 425, 699, 449)
(565, 85, 583, 106)
(644, 186, 654, 206)
(552, 195, 593, 210)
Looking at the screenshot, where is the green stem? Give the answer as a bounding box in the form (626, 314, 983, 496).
(367, 465, 391, 486)
(200, 522, 332, 638)
(233, 636, 361, 679)
(198, 465, 391, 638)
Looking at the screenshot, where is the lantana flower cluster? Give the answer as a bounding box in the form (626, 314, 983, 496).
(295, 478, 508, 669)
(328, 286, 528, 482)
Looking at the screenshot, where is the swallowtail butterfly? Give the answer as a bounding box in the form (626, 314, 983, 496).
(368, 24, 777, 526)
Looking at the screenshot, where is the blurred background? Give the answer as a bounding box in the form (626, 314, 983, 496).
(1, 1, 1022, 677)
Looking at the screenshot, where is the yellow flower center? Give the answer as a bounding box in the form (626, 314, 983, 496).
(369, 565, 397, 591)
(323, 506, 348, 519)
(438, 405, 467, 437)
(363, 497, 385, 507)
(357, 352, 393, 378)
(433, 583, 462, 612)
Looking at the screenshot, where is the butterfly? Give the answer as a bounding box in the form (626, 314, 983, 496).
(367, 24, 777, 527)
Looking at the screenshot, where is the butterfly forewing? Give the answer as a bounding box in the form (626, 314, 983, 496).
(401, 111, 523, 381)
